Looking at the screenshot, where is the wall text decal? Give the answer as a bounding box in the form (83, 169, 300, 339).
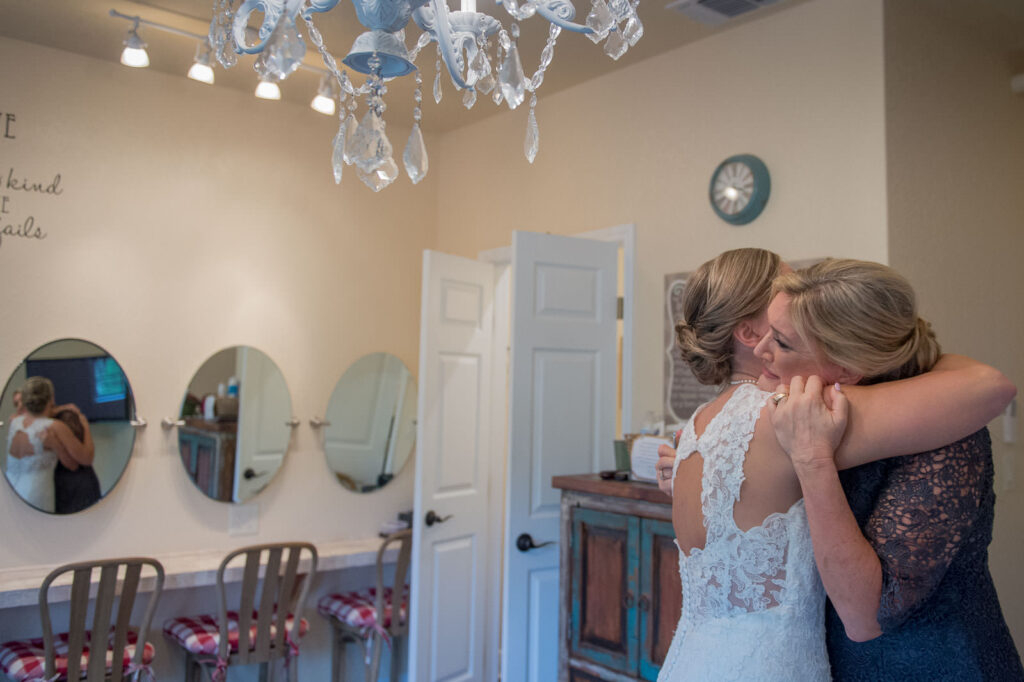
(1, 111, 65, 251)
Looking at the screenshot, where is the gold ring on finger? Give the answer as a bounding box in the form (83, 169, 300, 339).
(771, 392, 788, 406)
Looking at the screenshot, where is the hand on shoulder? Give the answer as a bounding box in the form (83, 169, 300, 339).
(770, 376, 848, 471)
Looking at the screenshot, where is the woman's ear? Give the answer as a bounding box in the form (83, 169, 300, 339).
(733, 320, 765, 348)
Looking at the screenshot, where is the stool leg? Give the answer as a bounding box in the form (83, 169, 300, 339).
(389, 636, 402, 682)
(368, 633, 384, 682)
(330, 625, 345, 682)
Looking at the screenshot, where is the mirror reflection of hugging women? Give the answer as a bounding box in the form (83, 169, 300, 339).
(52, 406, 101, 513)
(4, 377, 95, 513)
(654, 250, 1022, 681)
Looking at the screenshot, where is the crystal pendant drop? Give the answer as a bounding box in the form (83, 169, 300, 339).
(349, 110, 393, 174)
(463, 88, 477, 109)
(608, 0, 631, 21)
(357, 156, 399, 192)
(604, 29, 628, 60)
(433, 69, 443, 104)
(623, 15, 644, 46)
(265, 17, 306, 79)
(341, 113, 359, 165)
(498, 43, 526, 110)
(403, 123, 429, 184)
(493, 86, 503, 106)
(218, 42, 238, 68)
(331, 126, 345, 184)
(585, 0, 616, 43)
(467, 48, 488, 87)
(524, 97, 539, 164)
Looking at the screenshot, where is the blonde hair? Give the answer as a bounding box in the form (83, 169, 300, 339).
(773, 259, 941, 383)
(21, 376, 55, 415)
(675, 248, 783, 385)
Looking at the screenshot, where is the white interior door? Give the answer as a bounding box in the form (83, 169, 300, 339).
(410, 250, 495, 682)
(233, 347, 290, 502)
(501, 231, 619, 682)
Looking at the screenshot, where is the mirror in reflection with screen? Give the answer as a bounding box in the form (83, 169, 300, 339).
(324, 353, 416, 493)
(178, 345, 292, 503)
(1, 338, 137, 514)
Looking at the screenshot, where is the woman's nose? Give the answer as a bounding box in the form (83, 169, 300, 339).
(753, 334, 770, 359)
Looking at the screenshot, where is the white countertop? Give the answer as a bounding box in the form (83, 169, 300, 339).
(0, 537, 394, 609)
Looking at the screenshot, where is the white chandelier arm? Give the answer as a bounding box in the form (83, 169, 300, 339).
(534, 0, 594, 34)
(413, 3, 499, 89)
(231, 0, 304, 54)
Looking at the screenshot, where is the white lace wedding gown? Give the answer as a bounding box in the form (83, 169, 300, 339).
(4, 415, 58, 512)
(657, 384, 830, 681)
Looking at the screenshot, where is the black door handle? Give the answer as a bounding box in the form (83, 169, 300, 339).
(243, 468, 268, 480)
(515, 533, 555, 552)
(425, 510, 453, 527)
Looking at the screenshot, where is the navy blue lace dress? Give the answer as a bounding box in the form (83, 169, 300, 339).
(826, 428, 1024, 681)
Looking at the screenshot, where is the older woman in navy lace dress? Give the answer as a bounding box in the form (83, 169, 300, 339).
(767, 260, 1023, 680)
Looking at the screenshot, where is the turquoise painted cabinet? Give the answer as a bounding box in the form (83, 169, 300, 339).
(554, 475, 682, 681)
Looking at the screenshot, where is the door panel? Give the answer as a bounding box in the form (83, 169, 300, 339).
(410, 251, 495, 682)
(503, 231, 619, 682)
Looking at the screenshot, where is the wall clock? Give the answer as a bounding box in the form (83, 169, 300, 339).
(709, 154, 771, 225)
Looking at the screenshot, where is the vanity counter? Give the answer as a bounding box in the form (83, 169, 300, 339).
(0, 536, 395, 609)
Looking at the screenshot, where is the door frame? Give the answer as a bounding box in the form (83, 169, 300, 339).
(476, 222, 636, 679)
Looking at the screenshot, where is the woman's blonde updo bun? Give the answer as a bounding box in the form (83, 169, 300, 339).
(773, 259, 941, 383)
(21, 376, 55, 415)
(676, 248, 782, 385)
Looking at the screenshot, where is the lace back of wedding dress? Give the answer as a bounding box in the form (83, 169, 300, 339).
(658, 384, 829, 682)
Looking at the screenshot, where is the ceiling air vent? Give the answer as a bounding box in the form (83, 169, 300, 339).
(664, 0, 784, 25)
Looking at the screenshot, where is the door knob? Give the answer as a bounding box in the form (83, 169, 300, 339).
(425, 510, 453, 527)
(515, 533, 555, 552)
(243, 468, 268, 480)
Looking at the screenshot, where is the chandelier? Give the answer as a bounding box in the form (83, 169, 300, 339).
(206, 0, 643, 190)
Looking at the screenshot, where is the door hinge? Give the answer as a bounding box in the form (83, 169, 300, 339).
(617, 297, 624, 320)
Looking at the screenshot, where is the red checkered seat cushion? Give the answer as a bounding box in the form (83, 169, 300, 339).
(317, 586, 409, 633)
(162, 611, 309, 656)
(0, 630, 154, 682)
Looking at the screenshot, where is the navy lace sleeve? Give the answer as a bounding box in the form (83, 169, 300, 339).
(861, 429, 988, 631)
(828, 428, 1024, 681)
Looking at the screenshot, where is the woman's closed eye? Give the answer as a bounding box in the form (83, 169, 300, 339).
(773, 334, 792, 351)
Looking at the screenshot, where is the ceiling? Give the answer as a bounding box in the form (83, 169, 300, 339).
(0, 0, 815, 133)
(1, 0, 1022, 134)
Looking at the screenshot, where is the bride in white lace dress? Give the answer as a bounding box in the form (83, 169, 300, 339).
(656, 249, 1013, 681)
(4, 377, 90, 512)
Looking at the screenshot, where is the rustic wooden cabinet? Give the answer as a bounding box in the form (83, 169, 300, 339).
(553, 475, 682, 681)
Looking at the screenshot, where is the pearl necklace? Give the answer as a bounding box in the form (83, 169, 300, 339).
(728, 378, 759, 386)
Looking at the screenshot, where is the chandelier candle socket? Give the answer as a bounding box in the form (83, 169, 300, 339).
(197, 0, 643, 189)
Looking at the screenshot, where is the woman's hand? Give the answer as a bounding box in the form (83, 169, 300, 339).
(656, 443, 676, 496)
(770, 375, 849, 470)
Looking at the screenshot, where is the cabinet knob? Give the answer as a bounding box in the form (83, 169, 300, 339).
(638, 594, 650, 611)
(622, 592, 635, 609)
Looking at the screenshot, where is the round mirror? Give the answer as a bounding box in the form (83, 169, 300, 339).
(178, 346, 292, 503)
(1, 338, 137, 514)
(324, 353, 416, 493)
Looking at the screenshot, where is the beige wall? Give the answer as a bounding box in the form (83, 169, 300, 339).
(0, 36, 434, 567)
(884, 0, 1024, 644)
(433, 0, 889, 428)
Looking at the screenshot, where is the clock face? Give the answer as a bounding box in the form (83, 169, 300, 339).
(709, 154, 770, 225)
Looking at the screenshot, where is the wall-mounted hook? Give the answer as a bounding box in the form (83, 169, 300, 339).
(286, 418, 300, 428)
(130, 418, 148, 428)
(161, 418, 184, 430)
(309, 416, 332, 428)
